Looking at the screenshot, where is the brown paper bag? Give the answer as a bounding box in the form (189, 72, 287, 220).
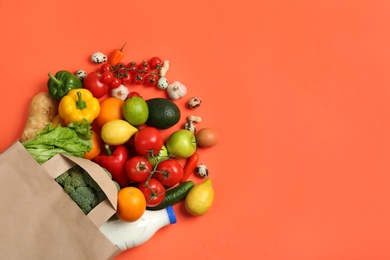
(0, 141, 122, 260)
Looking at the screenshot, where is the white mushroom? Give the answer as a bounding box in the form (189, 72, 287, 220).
(166, 81, 187, 100)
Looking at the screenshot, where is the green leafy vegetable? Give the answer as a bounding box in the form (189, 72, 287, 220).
(55, 165, 106, 214)
(22, 119, 93, 164)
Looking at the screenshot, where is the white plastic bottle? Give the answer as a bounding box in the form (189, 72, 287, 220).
(99, 206, 177, 250)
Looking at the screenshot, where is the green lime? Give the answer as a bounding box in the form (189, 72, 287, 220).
(146, 98, 181, 129)
(123, 96, 149, 126)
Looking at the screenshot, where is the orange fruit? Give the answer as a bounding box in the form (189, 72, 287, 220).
(84, 131, 102, 160)
(95, 97, 125, 128)
(116, 187, 146, 222)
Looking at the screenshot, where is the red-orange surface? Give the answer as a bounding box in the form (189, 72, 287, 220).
(1, 1, 390, 259)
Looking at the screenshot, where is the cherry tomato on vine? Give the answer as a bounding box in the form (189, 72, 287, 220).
(143, 73, 158, 87)
(109, 77, 122, 88)
(154, 158, 184, 187)
(133, 73, 144, 85)
(101, 71, 114, 83)
(127, 61, 138, 77)
(121, 73, 132, 85)
(138, 61, 150, 72)
(100, 63, 111, 73)
(125, 156, 153, 183)
(148, 57, 163, 70)
(138, 178, 166, 207)
(115, 62, 127, 70)
(134, 126, 163, 156)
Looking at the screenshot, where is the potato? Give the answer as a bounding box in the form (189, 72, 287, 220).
(20, 91, 58, 142)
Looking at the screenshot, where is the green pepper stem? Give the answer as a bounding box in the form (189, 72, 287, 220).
(48, 72, 63, 87)
(104, 144, 112, 156)
(75, 91, 87, 110)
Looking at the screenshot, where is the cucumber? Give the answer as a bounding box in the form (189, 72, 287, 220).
(147, 180, 194, 210)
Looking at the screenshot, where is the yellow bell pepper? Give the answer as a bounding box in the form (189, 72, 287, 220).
(58, 89, 100, 125)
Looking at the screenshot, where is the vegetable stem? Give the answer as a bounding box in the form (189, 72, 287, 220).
(104, 144, 112, 156)
(48, 72, 63, 87)
(75, 91, 87, 110)
(119, 42, 126, 51)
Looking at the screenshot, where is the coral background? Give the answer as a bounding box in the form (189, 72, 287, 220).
(1, 1, 390, 259)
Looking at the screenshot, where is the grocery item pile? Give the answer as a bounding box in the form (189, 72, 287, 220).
(17, 45, 220, 250)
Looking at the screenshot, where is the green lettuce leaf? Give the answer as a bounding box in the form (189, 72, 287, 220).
(22, 119, 93, 164)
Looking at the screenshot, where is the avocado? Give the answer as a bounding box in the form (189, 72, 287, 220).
(146, 98, 181, 129)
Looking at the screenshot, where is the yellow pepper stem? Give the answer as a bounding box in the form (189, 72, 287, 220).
(76, 91, 87, 110)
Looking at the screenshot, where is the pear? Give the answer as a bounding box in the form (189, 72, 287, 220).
(185, 178, 214, 216)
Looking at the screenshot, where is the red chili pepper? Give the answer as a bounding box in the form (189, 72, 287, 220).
(180, 152, 199, 183)
(94, 145, 130, 187)
(107, 43, 126, 66)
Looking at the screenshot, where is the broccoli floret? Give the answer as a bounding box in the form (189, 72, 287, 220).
(63, 185, 98, 214)
(82, 168, 107, 202)
(55, 171, 69, 186)
(55, 165, 108, 215)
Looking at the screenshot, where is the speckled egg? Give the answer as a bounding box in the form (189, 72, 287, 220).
(184, 121, 196, 134)
(187, 97, 202, 109)
(91, 52, 107, 64)
(157, 76, 169, 89)
(75, 70, 87, 81)
(195, 164, 209, 178)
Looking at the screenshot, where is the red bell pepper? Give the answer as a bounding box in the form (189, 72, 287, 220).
(94, 145, 130, 187)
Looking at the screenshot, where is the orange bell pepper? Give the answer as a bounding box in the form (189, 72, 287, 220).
(107, 43, 126, 66)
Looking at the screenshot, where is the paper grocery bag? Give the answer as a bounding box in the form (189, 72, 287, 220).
(0, 141, 122, 260)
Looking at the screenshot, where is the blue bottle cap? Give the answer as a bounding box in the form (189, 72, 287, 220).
(166, 206, 177, 224)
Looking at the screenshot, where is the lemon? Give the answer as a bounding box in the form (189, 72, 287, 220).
(185, 178, 214, 216)
(123, 96, 149, 127)
(100, 119, 138, 145)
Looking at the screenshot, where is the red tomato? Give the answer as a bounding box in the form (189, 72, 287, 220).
(143, 73, 158, 87)
(138, 178, 165, 207)
(133, 73, 144, 85)
(101, 71, 114, 83)
(134, 127, 163, 156)
(121, 73, 132, 85)
(127, 61, 138, 77)
(154, 159, 184, 187)
(125, 156, 153, 183)
(138, 61, 150, 72)
(109, 77, 121, 89)
(148, 57, 163, 70)
(128, 91, 140, 97)
(100, 63, 111, 73)
(83, 72, 109, 98)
